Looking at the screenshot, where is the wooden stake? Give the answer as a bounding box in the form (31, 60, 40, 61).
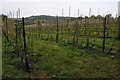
(22, 17, 30, 74)
(56, 16, 59, 43)
(118, 16, 120, 40)
(103, 17, 107, 52)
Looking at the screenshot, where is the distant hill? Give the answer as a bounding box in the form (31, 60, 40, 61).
(1, 14, 77, 25)
(24, 15, 71, 25)
(2, 14, 107, 25)
(25, 15, 70, 21)
(1, 14, 70, 21)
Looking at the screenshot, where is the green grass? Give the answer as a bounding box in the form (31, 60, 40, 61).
(27, 37, 119, 78)
(26, 32, 120, 53)
(2, 31, 120, 78)
(2, 36, 28, 78)
(2, 53, 28, 78)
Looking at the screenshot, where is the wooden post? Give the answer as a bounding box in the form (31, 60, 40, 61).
(118, 16, 120, 53)
(97, 15, 100, 36)
(56, 16, 58, 42)
(36, 20, 40, 37)
(18, 8, 20, 18)
(5, 17, 9, 41)
(13, 12, 14, 19)
(15, 22, 19, 56)
(103, 17, 107, 52)
(22, 17, 26, 57)
(16, 11, 18, 52)
(118, 16, 120, 40)
(78, 9, 79, 17)
(84, 17, 87, 36)
(69, 6, 71, 18)
(67, 19, 70, 42)
(62, 8, 64, 17)
(68, 6, 71, 43)
(22, 17, 30, 74)
(106, 16, 109, 37)
(50, 20, 53, 41)
(38, 20, 40, 37)
(41, 21, 42, 38)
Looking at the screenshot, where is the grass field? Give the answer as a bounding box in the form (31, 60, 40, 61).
(2, 34, 120, 78)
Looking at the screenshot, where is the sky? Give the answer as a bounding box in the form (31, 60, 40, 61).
(0, 0, 119, 18)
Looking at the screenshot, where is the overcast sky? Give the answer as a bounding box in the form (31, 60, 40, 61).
(0, 0, 119, 18)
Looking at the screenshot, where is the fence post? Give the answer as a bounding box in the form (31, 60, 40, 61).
(118, 16, 120, 40)
(22, 17, 27, 56)
(5, 17, 9, 41)
(56, 16, 59, 43)
(22, 17, 30, 74)
(118, 16, 120, 53)
(118, 1, 120, 40)
(103, 17, 107, 52)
